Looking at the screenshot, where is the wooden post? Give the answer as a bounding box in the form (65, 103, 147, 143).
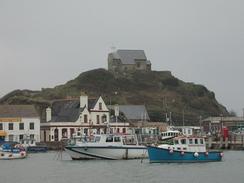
(208, 137, 212, 149)
(225, 137, 228, 149)
(241, 135, 244, 148)
(219, 136, 223, 149)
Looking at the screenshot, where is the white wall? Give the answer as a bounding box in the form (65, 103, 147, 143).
(1, 117, 40, 142)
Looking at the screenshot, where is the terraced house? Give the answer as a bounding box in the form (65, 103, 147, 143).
(40, 93, 129, 142)
(0, 105, 40, 143)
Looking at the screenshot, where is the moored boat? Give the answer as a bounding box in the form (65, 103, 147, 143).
(148, 136, 223, 163)
(65, 134, 148, 160)
(0, 143, 27, 160)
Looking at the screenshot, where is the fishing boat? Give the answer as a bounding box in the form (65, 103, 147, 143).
(147, 136, 223, 163)
(65, 134, 148, 160)
(0, 143, 27, 160)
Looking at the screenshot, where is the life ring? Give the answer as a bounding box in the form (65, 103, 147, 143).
(220, 152, 224, 157)
(194, 152, 199, 157)
(205, 151, 209, 156)
(180, 151, 184, 156)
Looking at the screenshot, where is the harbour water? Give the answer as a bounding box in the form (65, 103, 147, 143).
(0, 151, 244, 183)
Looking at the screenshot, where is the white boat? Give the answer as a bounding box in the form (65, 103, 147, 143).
(161, 126, 181, 140)
(65, 134, 148, 160)
(0, 143, 27, 160)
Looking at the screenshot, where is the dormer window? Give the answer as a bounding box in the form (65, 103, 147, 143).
(99, 103, 102, 110)
(84, 115, 88, 123)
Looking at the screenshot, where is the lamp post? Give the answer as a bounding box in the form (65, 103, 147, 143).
(220, 114, 223, 136)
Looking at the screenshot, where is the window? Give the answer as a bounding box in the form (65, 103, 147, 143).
(189, 139, 193, 144)
(8, 135, 14, 141)
(8, 123, 13, 130)
(96, 115, 100, 124)
(95, 136, 101, 142)
(181, 139, 186, 145)
(19, 135, 24, 141)
(30, 122, 34, 130)
(174, 140, 179, 145)
(84, 115, 88, 123)
(30, 134, 35, 144)
(84, 128, 88, 135)
(106, 136, 113, 142)
(114, 137, 121, 142)
(122, 128, 126, 134)
(30, 134, 35, 139)
(137, 63, 140, 68)
(200, 139, 204, 144)
(102, 115, 107, 123)
(99, 102, 102, 110)
(195, 139, 198, 144)
(0, 123, 2, 130)
(19, 123, 24, 130)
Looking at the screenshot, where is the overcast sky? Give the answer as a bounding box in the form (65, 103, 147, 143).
(0, 0, 243, 115)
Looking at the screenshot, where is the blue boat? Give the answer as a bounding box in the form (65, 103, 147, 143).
(147, 136, 223, 163)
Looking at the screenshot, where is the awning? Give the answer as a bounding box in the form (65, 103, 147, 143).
(0, 131, 7, 136)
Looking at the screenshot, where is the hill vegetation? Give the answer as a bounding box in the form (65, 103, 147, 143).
(0, 69, 228, 125)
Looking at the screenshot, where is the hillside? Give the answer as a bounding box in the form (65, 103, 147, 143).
(0, 69, 228, 125)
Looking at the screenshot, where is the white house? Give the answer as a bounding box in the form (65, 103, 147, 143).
(40, 94, 129, 142)
(0, 105, 40, 143)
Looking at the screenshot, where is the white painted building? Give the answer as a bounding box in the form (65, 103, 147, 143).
(0, 105, 40, 143)
(41, 94, 130, 142)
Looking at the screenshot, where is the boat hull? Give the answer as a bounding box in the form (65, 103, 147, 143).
(65, 146, 148, 160)
(147, 146, 222, 163)
(27, 146, 48, 153)
(0, 151, 27, 160)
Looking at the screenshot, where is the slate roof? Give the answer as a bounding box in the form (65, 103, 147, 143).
(112, 50, 148, 65)
(0, 105, 39, 118)
(108, 105, 150, 122)
(50, 98, 98, 122)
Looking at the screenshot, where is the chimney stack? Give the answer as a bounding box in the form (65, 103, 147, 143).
(80, 91, 88, 108)
(46, 107, 52, 122)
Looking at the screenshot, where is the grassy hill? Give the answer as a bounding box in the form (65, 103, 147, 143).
(0, 68, 228, 124)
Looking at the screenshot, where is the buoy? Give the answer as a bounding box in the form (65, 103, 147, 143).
(194, 152, 199, 157)
(21, 152, 25, 157)
(205, 151, 209, 156)
(220, 152, 224, 157)
(180, 151, 184, 156)
(169, 149, 174, 154)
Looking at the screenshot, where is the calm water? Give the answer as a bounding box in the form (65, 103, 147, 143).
(0, 151, 244, 183)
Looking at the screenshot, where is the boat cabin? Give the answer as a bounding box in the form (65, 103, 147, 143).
(161, 130, 180, 140)
(69, 134, 139, 146)
(158, 136, 206, 152)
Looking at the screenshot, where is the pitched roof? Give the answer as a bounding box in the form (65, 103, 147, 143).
(50, 98, 99, 122)
(108, 105, 150, 121)
(112, 50, 148, 65)
(0, 105, 39, 118)
(51, 100, 81, 122)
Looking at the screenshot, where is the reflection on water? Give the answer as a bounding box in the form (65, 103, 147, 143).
(0, 151, 244, 183)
